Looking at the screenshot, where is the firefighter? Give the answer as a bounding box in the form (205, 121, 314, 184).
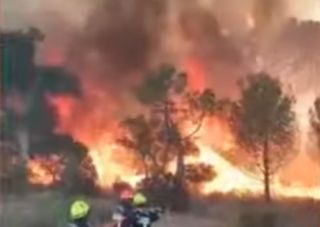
(67, 199, 91, 227)
(132, 193, 162, 227)
(112, 189, 136, 227)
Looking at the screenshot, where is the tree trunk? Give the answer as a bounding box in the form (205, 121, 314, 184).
(148, 151, 162, 175)
(173, 146, 189, 212)
(142, 157, 149, 179)
(263, 137, 271, 202)
(175, 145, 185, 182)
(16, 127, 29, 164)
(162, 100, 189, 211)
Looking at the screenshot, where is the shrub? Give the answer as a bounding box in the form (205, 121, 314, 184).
(137, 173, 190, 212)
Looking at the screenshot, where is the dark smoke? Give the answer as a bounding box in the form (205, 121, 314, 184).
(69, 0, 168, 78)
(256, 19, 320, 98)
(64, 0, 247, 99)
(178, 2, 242, 64)
(4, 1, 320, 116)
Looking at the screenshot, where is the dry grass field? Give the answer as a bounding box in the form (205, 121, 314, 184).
(1, 192, 319, 227)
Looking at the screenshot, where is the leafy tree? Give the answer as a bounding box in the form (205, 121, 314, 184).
(231, 73, 296, 201)
(121, 64, 216, 210)
(310, 97, 320, 150)
(135, 65, 215, 180)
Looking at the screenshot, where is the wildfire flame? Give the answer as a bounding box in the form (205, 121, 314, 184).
(188, 114, 320, 199)
(27, 155, 63, 186)
(33, 46, 320, 200)
(42, 93, 320, 199)
(190, 141, 320, 199)
(88, 139, 143, 188)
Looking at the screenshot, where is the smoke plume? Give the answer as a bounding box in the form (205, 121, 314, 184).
(4, 0, 320, 139)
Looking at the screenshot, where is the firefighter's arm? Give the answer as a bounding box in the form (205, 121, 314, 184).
(148, 207, 163, 222)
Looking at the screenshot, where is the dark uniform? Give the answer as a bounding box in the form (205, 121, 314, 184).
(112, 202, 135, 227)
(132, 207, 162, 227)
(112, 189, 135, 227)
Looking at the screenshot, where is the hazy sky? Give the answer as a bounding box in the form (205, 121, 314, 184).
(1, 0, 93, 29)
(2, 0, 320, 30)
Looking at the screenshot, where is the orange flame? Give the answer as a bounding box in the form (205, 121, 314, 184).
(49, 95, 320, 199)
(27, 155, 63, 186)
(87, 137, 143, 189)
(41, 52, 320, 200)
(47, 89, 142, 189)
(188, 116, 320, 199)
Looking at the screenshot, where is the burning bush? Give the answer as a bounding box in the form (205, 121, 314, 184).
(26, 135, 98, 194)
(27, 154, 63, 187)
(137, 173, 176, 209)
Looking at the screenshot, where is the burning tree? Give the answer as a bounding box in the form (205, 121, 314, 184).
(119, 115, 163, 178)
(0, 29, 43, 193)
(231, 73, 296, 202)
(120, 64, 216, 209)
(310, 97, 320, 151)
(28, 134, 97, 193)
(0, 28, 97, 193)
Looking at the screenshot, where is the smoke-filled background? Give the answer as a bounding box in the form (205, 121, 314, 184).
(3, 0, 320, 94)
(2, 0, 320, 188)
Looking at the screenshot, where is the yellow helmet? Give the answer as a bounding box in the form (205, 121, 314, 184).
(70, 200, 90, 220)
(133, 193, 147, 206)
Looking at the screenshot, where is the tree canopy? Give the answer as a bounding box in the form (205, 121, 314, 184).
(231, 73, 296, 201)
(120, 64, 217, 210)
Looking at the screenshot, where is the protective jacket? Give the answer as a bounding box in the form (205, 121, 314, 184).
(112, 202, 135, 227)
